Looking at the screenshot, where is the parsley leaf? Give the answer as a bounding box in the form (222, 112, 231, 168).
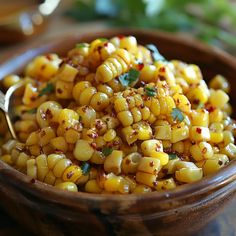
(102, 147, 113, 156)
(145, 87, 157, 97)
(146, 44, 165, 62)
(168, 153, 178, 160)
(26, 108, 37, 114)
(38, 83, 54, 97)
(171, 108, 185, 122)
(76, 43, 87, 48)
(81, 162, 91, 175)
(118, 69, 140, 87)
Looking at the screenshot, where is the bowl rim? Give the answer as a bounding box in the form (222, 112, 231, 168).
(1, 28, 236, 204)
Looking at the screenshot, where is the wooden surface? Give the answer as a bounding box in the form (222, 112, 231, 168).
(1, 2, 236, 236)
(0, 198, 236, 236)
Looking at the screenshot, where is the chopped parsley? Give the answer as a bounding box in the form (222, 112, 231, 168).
(26, 108, 37, 114)
(118, 69, 140, 87)
(102, 147, 113, 156)
(146, 44, 165, 62)
(38, 83, 54, 97)
(171, 108, 185, 122)
(98, 38, 108, 42)
(76, 43, 87, 48)
(81, 162, 91, 175)
(145, 87, 157, 97)
(168, 153, 178, 160)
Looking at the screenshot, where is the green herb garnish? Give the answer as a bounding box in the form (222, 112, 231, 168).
(146, 44, 165, 62)
(26, 108, 37, 114)
(98, 38, 108, 42)
(118, 69, 140, 87)
(76, 43, 87, 48)
(145, 87, 157, 97)
(81, 162, 91, 175)
(102, 147, 113, 156)
(171, 108, 185, 122)
(38, 83, 54, 97)
(168, 153, 178, 160)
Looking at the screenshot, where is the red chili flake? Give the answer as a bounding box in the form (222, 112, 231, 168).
(207, 106, 215, 113)
(196, 127, 202, 134)
(137, 63, 144, 70)
(104, 42, 108, 47)
(45, 109, 53, 119)
(118, 35, 125, 39)
(125, 159, 131, 165)
(159, 67, 166, 73)
(30, 178, 36, 184)
(57, 88, 63, 94)
(97, 101, 101, 105)
(149, 161, 154, 167)
(90, 142, 97, 149)
(202, 147, 207, 154)
(192, 99, 200, 105)
(46, 54, 53, 60)
(97, 46, 102, 53)
(67, 171, 74, 179)
(30, 96, 37, 101)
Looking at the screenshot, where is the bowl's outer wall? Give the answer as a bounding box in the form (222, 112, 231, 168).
(1, 29, 236, 236)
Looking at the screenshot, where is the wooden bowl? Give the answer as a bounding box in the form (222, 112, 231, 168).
(1, 29, 236, 236)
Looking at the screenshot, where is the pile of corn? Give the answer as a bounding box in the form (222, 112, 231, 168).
(0, 35, 235, 194)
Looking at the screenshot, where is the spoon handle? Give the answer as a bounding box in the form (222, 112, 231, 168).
(0, 90, 7, 112)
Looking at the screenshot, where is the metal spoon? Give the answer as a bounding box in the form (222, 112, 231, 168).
(0, 81, 26, 139)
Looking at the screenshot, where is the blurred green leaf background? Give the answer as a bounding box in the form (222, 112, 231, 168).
(66, 0, 236, 53)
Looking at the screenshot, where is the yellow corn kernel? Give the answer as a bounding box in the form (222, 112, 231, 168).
(131, 107, 142, 123)
(121, 152, 142, 174)
(203, 154, 229, 175)
(181, 64, 201, 84)
(114, 97, 129, 112)
(190, 126, 210, 142)
(85, 179, 103, 193)
(173, 93, 191, 113)
(36, 154, 49, 181)
(149, 98, 160, 116)
(53, 158, 72, 178)
(209, 108, 223, 123)
(36, 101, 62, 128)
(97, 84, 114, 97)
(73, 139, 94, 161)
(16, 152, 30, 169)
(187, 87, 208, 104)
(44, 171, 56, 185)
(210, 122, 223, 132)
(121, 126, 137, 145)
(55, 182, 78, 192)
(137, 157, 161, 174)
(139, 106, 151, 120)
(58, 108, 79, 130)
(190, 142, 213, 161)
(154, 124, 171, 140)
(120, 36, 138, 53)
(210, 132, 223, 144)
(191, 109, 209, 127)
(117, 111, 133, 127)
(172, 142, 184, 154)
(27, 159, 37, 179)
(62, 165, 82, 182)
(3, 74, 20, 88)
(209, 75, 230, 93)
(56, 63, 78, 82)
(28, 145, 41, 156)
(171, 123, 189, 143)
(104, 150, 123, 175)
(136, 171, 157, 188)
(64, 129, 80, 144)
(209, 90, 229, 108)
(0, 154, 13, 165)
(104, 173, 122, 192)
(221, 143, 236, 160)
(79, 86, 97, 106)
(133, 122, 153, 140)
(141, 139, 163, 156)
(103, 129, 116, 142)
(90, 92, 110, 111)
(156, 178, 176, 191)
(159, 96, 176, 115)
(175, 161, 199, 170)
(50, 136, 68, 153)
(175, 168, 203, 183)
(140, 65, 157, 83)
(132, 184, 152, 194)
(76, 105, 96, 128)
(47, 153, 65, 169)
(55, 80, 73, 99)
(22, 83, 38, 106)
(72, 81, 91, 103)
(223, 130, 234, 145)
(163, 158, 180, 174)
